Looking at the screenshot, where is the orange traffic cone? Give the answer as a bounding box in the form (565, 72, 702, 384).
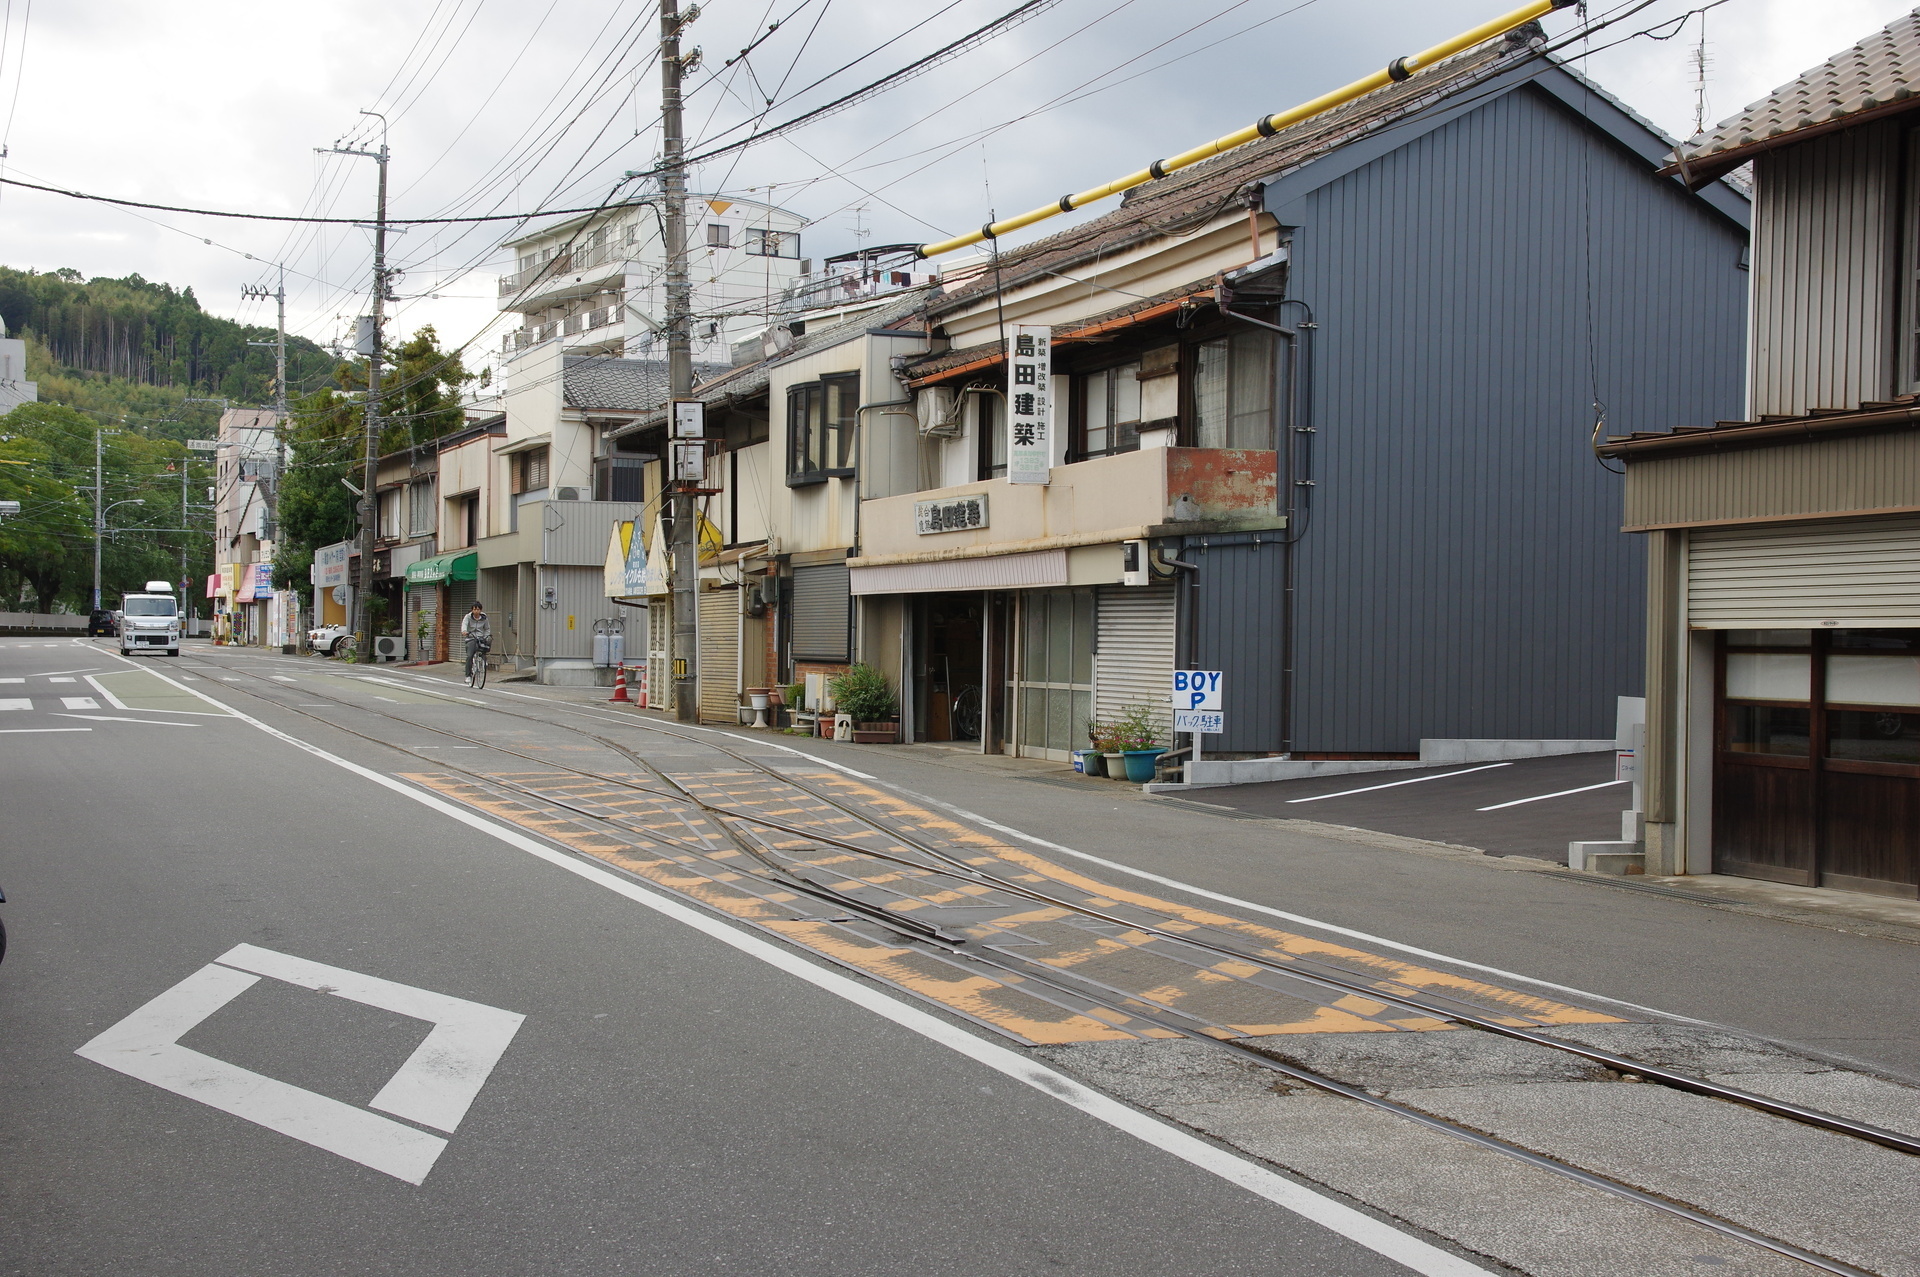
(608, 664, 633, 704)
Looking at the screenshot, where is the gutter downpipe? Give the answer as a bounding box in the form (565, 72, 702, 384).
(915, 0, 1577, 259)
(1217, 280, 1316, 759)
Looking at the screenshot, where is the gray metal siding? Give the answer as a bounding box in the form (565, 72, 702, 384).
(1271, 82, 1747, 753)
(537, 499, 648, 566)
(1750, 121, 1900, 417)
(790, 563, 851, 661)
(1181, 539, 1286, 754)
(535, 566, 606, 658)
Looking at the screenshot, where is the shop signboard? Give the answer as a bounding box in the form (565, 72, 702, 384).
(1006, 324, 1052, 486)
(1172, 669, 1225, 745)
(314, 540, 351, 589)
(914, 493, 987, 535)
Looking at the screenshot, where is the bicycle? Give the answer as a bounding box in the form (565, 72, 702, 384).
(465, 639, 490, 689)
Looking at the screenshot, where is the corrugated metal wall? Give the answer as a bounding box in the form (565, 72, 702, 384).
(1623, 431, 1920, 530)
(1275, 82, 1747, 752)
(1182, 538, 1286, 753)
(1094, 584, 1175, 740)
(535, 566, 605, 658)
(539, 500, 648, 566)
(1749, 120, 1899, 417)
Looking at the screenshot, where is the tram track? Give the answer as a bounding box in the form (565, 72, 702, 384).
(174, 649, 1910, 1276)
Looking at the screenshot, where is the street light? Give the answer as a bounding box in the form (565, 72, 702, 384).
(94, 498, 146, 611)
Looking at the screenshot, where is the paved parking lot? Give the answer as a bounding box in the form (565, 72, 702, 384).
(1176, 751, 1626, 863)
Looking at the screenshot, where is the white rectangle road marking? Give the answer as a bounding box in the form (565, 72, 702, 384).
(0, 699, 29, 710)
(61, 697, 100, 710)
(1284, 763, 1511, 804)
(0, 677, 21, 683)
(74, 963, 448, 1185)
(217, 944, 525, 1134)
(0, 727, 91, 733)
(1477, 779, 1629, 812)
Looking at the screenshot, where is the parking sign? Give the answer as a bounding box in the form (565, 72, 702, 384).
(1171, 669, 1223, 711)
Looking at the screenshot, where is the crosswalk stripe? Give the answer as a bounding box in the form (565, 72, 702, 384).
(0, 699, 29, 711)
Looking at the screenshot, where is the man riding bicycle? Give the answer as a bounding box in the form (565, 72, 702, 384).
(460, 601, 491, 684)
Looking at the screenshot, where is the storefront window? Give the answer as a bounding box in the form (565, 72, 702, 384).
(1724, 652, 1811, 701)
(1827, 710, 1920, 764)
(1726, 704, 1811, 755)
(1725, 629, 1812, 647)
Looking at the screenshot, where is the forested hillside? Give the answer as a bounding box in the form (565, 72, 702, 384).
(0, 265, 337, 417)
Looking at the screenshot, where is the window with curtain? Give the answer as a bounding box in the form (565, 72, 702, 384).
(788, 374, 857, 481)
(1076, 361, 1142, 458)
(1191, 331, 1275, 449)
(407, 478, 436, 537)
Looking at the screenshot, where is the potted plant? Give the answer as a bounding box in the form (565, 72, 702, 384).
(829, 663, 900, 743)
(1114, 704, 1168, 783)
(1076, 721, 1111, 777)
(415, 614, 432, 663)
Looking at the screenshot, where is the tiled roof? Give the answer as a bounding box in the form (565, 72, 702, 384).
(561, 356, 730, 411)
(1666, 9, 1920, 185)
(903, 284, 1212, 385)
(929, 35, 1540, 313)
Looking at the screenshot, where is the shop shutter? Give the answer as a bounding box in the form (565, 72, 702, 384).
(409, 586, 439, 663)
(790, 563, 850, 661)
(1094, 584, 1175, 739)
(697, 587, 741, 724)
(1688, 517, 1920, 628)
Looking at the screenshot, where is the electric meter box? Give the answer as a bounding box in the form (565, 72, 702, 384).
(1120, 539, 1151, 586)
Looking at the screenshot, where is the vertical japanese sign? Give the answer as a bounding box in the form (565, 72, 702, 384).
(1007, 324, 1052, 485)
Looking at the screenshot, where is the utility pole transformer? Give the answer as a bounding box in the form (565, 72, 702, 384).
(660, 0, 699, 722)
(322, 116, 390, 657)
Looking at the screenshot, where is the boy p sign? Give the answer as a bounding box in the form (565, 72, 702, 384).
(1171, 669, 1223, 736)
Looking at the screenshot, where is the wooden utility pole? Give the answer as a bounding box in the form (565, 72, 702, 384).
(661, 0, 699, 721)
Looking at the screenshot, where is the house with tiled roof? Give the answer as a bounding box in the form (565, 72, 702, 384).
(824, 29, 1748, 773)
(1603, 9, 1920, 898)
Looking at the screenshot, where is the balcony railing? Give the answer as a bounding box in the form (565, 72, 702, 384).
(497, 241, 631, 298)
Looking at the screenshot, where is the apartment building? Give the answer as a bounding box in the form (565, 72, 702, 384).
(210, 406, 283, 645)
(497, 194, 809, 369)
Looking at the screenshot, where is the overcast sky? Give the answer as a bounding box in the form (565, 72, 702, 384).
(0, 0, 1910, 382)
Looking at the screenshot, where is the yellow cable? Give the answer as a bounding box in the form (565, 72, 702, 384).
(917, 0, 1569, 259)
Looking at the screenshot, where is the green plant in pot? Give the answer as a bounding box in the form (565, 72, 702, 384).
(1114, 704, 1168, 783)
(829, 663, 899, 742)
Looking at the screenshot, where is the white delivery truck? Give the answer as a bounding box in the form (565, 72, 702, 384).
(118, 580, 181, 657)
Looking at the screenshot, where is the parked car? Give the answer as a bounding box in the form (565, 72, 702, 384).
(308, 623, 351, 656)
(118, 583, 181, 657)
(86, 609, 117, 637)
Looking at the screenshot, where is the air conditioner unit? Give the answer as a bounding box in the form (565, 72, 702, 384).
(371, 635, 405, 662)
(555, 487, 582, 501)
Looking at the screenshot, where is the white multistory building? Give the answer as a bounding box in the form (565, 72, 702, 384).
(496, 194, 809, 371)
(0, 316, 38, 413)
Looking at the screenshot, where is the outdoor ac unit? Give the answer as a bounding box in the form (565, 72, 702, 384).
(371, 635, 405, 662)
(555, 486, 581, 501)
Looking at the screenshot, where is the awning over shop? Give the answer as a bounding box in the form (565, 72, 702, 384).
(404, 551, 478, 585)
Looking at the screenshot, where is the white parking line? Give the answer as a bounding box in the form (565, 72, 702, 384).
(1283, 763, 1511, 804)
(1477, 779, 1628, 812)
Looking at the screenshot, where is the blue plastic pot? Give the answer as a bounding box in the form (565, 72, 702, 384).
(1121, 747, 1168, 783)
(1072, 749, 1105, 776)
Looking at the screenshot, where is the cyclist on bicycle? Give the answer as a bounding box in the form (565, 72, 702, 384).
(460, 601, 491, 674)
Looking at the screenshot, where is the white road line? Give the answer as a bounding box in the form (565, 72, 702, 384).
(51, 714, 201, 727)
(60, 696, 101, 710)
(0, 727, 90, 733)
(0, 698, 29, 711)
(48, 677, 76, 684)
(110, 653, 1491, 1275)
(1283, 763, 1511, 804)
(0, 677, 21, 683)
(84, 674, 131, 709)
(1477, 779, 1629, 812)
(39, 668, 101, 677)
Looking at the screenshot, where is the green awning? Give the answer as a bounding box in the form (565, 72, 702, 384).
(405, 551, 478, 584)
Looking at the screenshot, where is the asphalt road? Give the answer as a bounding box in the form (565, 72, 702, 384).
(0, 640, 1446, 1277)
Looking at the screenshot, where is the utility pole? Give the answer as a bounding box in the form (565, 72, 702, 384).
(92, 428, 103, 612)
(661, 0, 699, 721)
(322, 114, 390, 656)
(242, 262, 290, 543)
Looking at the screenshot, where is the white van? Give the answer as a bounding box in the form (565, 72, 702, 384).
(118, 580, 181, 657)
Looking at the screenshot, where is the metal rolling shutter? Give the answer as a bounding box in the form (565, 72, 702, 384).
(1094, 584, 1175, 738)
(697, 587, 741, 724)
(1688, 518, 1920, 628)
(409, 587, 439, 663)
(446, 579, 477, 663)
(790, 563, 851, 661)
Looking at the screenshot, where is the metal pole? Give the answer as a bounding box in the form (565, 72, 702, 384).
(661, 0, 698, 722)
(92, 428, 103, 611)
